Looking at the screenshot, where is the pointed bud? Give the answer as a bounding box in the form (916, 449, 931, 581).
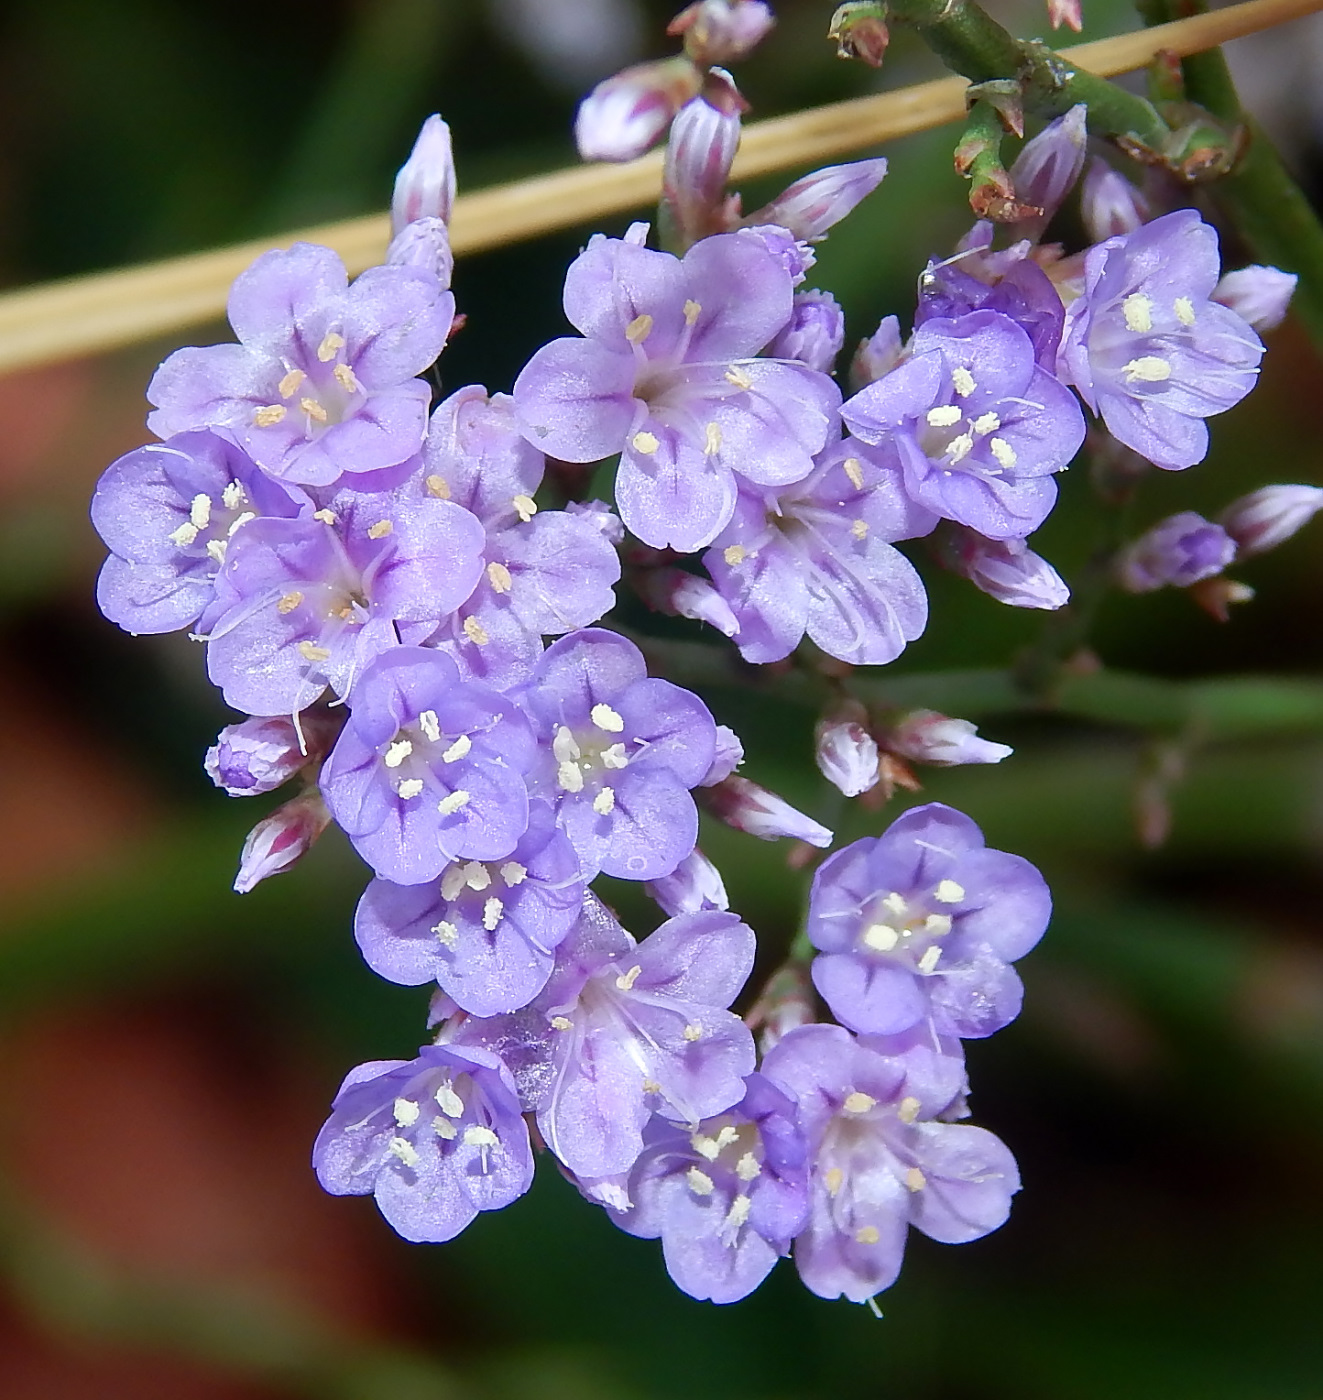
(938, 527, 1070, 609)
(815, 706, 880, 796)
(850, 315, 904, 390)
(827, 2, 890, 66)
(662, 84, 742, 247)
(636, 566, 740, 637)
(885, 710, 1013, 767)
(767, 290, 846, 372)
(646, 847, 730, 916)
(703, 775, 833, 847)
(1116, 512, 1236, 593)
(1219, 484, 1323, 559)
(745, 963, 817, 1054)
(1006, 104, 1088, 243)
(233, 790, 331, 894)
(386, 215, 454, 290)
(668, 0, 775, 65)
(206, 713, 337, 797)
(1080, 157, 1150, 242)
(743, 158, 888, 242)
(1047, 0, 1083, 30)
(1212, 265, 1297, 332)
(391, 115, 456, 235)
(702, 724, 745, 786)
(575, 56, 704, 162)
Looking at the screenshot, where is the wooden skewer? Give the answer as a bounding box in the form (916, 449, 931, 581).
(0, 0, 1318, 377)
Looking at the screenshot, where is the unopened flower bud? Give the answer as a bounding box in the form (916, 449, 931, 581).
(827, 3, 890, 66)
(564, 498, 625, 544)
(885, 710, 1012, 767)
(206, 713, 337, 796)
(939, 527, 1071, 609)
(663, 85, 742, 247)
(668, 0, 775, 65)
(767, 290, 846, 372)
(637, 566, 741, 637)
(1116, 512, 1236, 593)
(575, 56, 704, 162)
(1006, 104, 1087, 242)
(1080, 158, 1150, 242)
(1188, 576, 1254, 622)
(849, 314, 903, 390)
(646, 847, 730, 916)
(702, 725, 745, 786)
(386, 215, 454, 290)
(743, 158, 888, 242)
(391, 115, 456, 235)
(1219, 484, 1323, 558)
(735, 224, 816, 284)
(1047, 0, 1083, 31)
(815, 708, 879, 796)
(233, 790, 331, 894)
(745, 963, 816, 1054)
(703, 775, 833, 847)
(1212, 265, 1297, 332)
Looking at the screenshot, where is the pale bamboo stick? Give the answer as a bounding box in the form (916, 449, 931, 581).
(0, 0, 1318, 377)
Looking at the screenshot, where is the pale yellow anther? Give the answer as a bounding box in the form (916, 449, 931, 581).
(736, 1153, 761, 1182)
(691, 1133, 719, 1160)
(206, 539, 227, 565)
(368, 518, 393, 540)
(551, 1015, 573, 1031)
(437, 789, 471, 816)
(397, 778, 424, 800)
(552, 726, 581, 763)
(631, 430, 660, 455)
(591, 703, 625, 733)
(724, 364, 754, 390)
(558, 760, 585, 793)
(278, 368, 305, 399)
(851, 519, 868, 540)
(642, 1079, 662, 1094)
(843, 457, 865, 490)
(316, 331, 346, 362)
(989, 437, 1018, 470)
(431, 920, 458, 948)
(683, 298, 702, 325)
(512, 494, 537, 522)
(952, 367, 977, 397)
(918, 945, 942, 974)
(441, 865, 467, 901)
(973, 412, 1001, 436)
(898, 1096, 921, 1124)
(856, 1225, 881, 1245)
(844, 1091, 876, 1115)
(228, 511, 256, 537)
(1122, 292, 1154, 333)
(384, 739, 413, 768)
(222, 481, 244, 510)
(254, 404, 287, 427)
(426, 474, 451, 499)
(923, 913, 952, 937)
(683, 1023, 703, 1042)
(486, 561, 513, 593)
(298, 641, 331, 662)
(1122, 356, 1172, 383)
(394, 1097, 421, 1127)
(189, 494, 212, 530)
(905, 1167, 927, 1192)
(601, 743, 628, 769)
(704, 421, 722, 455)
(463, 616, 489, 646)
(277, 590, 304, 615)
(725, 1194, 752, 1229)
(593, 787, 616, 815)
(464, 1125, 499, 1149)
(615, 963, 643, 991)
(300, 397, 329, 423)
(432, 1114, 457, 1138)
(723, 544, 746, 566)
(441, 733, 471, 764)
(463, 861, 491, 891)
(435, 1081, 465, 1117)
(1174, 295, 1196, 326)
(714, 1126, 738, 1151)
(687, 1166, 715, 1195)
(863, 923, 899, 953)
(926, 405, 963, 428)
(934, 879, 965, 904)
(945, 433, 974, 465)
(313, 508, 337, 525)
(388, 1136, 420, 1167)
(482, 897, 504, 931)
(500, 861, 527, 886)
(333, 363, 359, 394)
(825, 1166, 844, 1196)
(169, 522, 199, 548)
(418, 710, 441, 743)
(625, 313, 654, 343)
(882, 892, 907, 916)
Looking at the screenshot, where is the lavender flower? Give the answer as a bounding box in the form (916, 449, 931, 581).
(767, 290, 846, 373)
(1219, 484, 1323, 558)
(843, 309, 1086, 539)
(319, 647, 535, 885)
(205, 712, 337, 796)
(463, 896, 756, 1177)
(1116, 511, 1236, 592)
(1080, 158, 1149, 242)
(850, 315, 903, 390)
(937, 526, 1070, 609)
(518, 629, 717, 881)
(91, 430, 307, 635)
(147, 244, 453, 487)
(702, 439, 934, 666)
(763, 1024, 1019, 1304)
(646, 846, 730, 916)
(512, 231, 841, 551)
(313, 1044, 533, 1243)
(1212, 265, 1297, 333)
(806, 802, 1051, 1038)
(1059, 210, 1264, 471)
(703, 723, 745, 786)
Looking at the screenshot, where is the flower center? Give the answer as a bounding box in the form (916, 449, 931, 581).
(856, 880, 964, 975)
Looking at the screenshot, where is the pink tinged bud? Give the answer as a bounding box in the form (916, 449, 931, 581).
(574, 56, 704, 162)
(745, 963, 816, 1055)
(744, 158, 888, 242)
(1218, 484, 1323, 558)
(941, 528, 1070, 610)
(391, 115, 456, 235)
(233, 790, 331, 894)
(636, 565, 740, 636)
(663, 87, 742, 246)
(886, 710, 1013, 767)
(205, 711, 339, 796)
(1047, 0, 1083, 31)
(702, 724, 745, 786)
(645, 846, 730, 916)
(1007, 104, 1088, 241)
(698, 65, 749, 117)
(815, 713, 880, 796)
(386, 216, 454, 290)
(1080, 158, 1150, 242)
(1212, 265, 1298, 332)
(668, 0, 775, 65)
(849, 314, 903, 390)
(704, 775, 833, 847)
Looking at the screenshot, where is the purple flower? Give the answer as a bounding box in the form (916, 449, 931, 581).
(1116, 511, 1236, 592)
(702, 438, 934, 665)
(91, 430, 307, 635)
(517, 629, 717, 881)
(806, 802, 1051, 1038)
(421, 387, 620, 690)
(203, 473, 486, 716)
(850, 315, 903, 390)
(319, 647, 535, 885)
(843, 310, 1086, 539)
(354, 803, 585, 1015)
(1219, 483, 1323, 558)
(1212, 265, 1297, 333)
(462, 896, 757, 1177)
(147, 244, 453, 487)
(512, 231, 841, 551)
(586, 1073, 808, 1304)
(767, 290, 846, 373)
(1080, 158, 1149, 243)
(313, 1044, 533, 1243)
(1059, 210, 1264, 471)
(205, 712, 338, 796)
(646, 846, 730, 917)
(763, 1024, 1019, 1304)
(937, 526, 1070, 609)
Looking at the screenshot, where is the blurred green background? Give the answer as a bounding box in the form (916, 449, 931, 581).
(1, 0, 1322, 1396)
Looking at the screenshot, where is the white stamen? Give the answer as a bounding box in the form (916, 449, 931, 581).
(388, 1137, 420, 1167)
(625, 313, 653, 343)
(551, 1015, 573, 1031)
(825, 1166, 843, 1196)
(418, 710, 441, 743)
(691, 1133, 719, 1160)
(704, 421, 722, 455)
(923, 914, 952, 936)
(723, 544, 745, 566)
(843, 1091, 876, 1115)
(397, 778, 424, 800)
(189, 494, 212, 529)
(393, 1097, 420, 1127)
(383, 739, 413, 768)
(882, 892, 907, 916)
(169, 522, 199, 548)
(435, 1081, 465, 1117)
(300, 396, 328, 423)
(591, 703, 625, 733)
(972, 411, 1001, 436)
(683, 1023, 703, 1042)
(463, 616, 489, 646)
(713, 1126, 739, 1151)
(253, 404, 286, 427)
(278, 368, 305, 399)
(601, 743, 628, 769)
(905, 1167, 927, 1191)
(558, 761, 585, 793)
(367, 518, 392, 540)
(843, 457, 865, 490)
(317, 331, 345, 362)
(1122, 292, 1154, 333)
(686, 1167, 715, 1196)
(851, 519, 868, 540)
(552, 727, 581, 763)
(482, 897, 503, 931)
(463, 861, 491, 891)
(440, 867, 467, 902)
(952, 367, 977, 397)
(441, 734, 471, 763)
(856, 1225, 881, 1245)
(437, 790, 470, 816)
(724, 364, 753, 390)
(926, 405, 963, 428)
(918, 945, 942, 974)
(898, 1095, 921, 1124)
(464, 1125, 499, 1148)
(227, 508, 254, 535)
(432, 1115, 457, 1139)
(683, 299, 702, 325)
(736, 1153, 761, 1181)
(615, 963, 642, 991)
(1174, 296, 1196, 326)
(298, 641, 331, 662)
(277, 591, 303, 615)
(593, 787, 616, 815)
(313, 509, 337, 525)
(221, 481, 244, 509)
(863, 923, 899, 952)
(512, 494, 537, 522)
(934, 879, 965, 904)
(989, 437, 1018, 469)
(724, 1194, 752, 1229)
(426, 474, 450, 499)
(487, 561, 513, 593)
(631, 431, 660, 455)
(945, 433, 974, 465)
(206, 539, 227, 565)
(1122, 356, 1172, 383)
(432, 920, 458, 948)
(500, 862, 527, 886)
